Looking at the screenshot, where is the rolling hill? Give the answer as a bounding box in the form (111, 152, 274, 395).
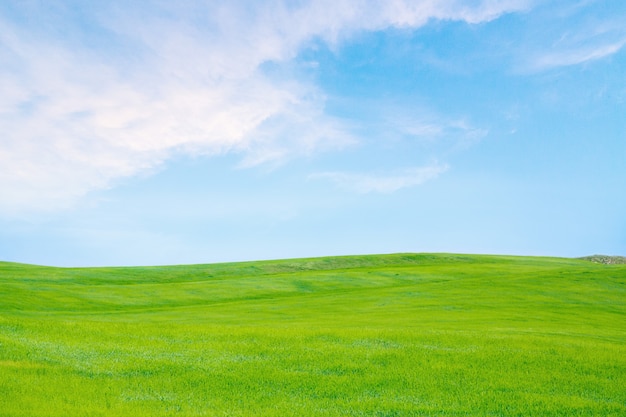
(1, 253, 625, 416)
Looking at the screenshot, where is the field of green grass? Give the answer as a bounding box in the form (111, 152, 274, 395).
(1, 253, 625, 416)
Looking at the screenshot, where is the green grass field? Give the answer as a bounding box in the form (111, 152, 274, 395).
(1, 253, 625, 416)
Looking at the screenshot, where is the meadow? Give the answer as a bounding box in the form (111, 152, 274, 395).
(0, 253, 624, 416)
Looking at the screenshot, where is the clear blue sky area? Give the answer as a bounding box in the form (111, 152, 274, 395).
(1, 1, 625, 266)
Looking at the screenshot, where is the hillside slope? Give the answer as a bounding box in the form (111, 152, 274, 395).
(1, 253, 625, 416)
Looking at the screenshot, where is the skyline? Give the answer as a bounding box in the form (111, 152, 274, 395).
(1, 0, 625, 266)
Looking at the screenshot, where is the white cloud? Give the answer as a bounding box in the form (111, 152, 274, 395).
(311, 162, 449, 193)
(520, 3, 626, 72)
(381, 105, 489, 145)
(0, 0, 528, 215)
(528, 39, 626, 71)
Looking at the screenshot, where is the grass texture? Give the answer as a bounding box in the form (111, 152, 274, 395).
(0, 253, 625, 416)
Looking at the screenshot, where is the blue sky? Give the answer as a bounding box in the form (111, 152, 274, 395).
(1, 0, 625, 266)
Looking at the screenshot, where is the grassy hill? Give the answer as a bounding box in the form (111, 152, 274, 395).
(1, 253, 625, 416)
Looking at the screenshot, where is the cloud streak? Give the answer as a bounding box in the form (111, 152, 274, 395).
(519, 2, 626, 72)
(527, 38, 626, 71)
(311, 163, 449, 193)
(0, 0, 530, 214)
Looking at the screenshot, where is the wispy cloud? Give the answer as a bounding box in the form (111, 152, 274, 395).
(380, 105, 489, 148)
(529, 39, 626, 70)
(311, 162, 449, 193)
(0, 0, 528, 214)
(519, 2, 626, 72)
